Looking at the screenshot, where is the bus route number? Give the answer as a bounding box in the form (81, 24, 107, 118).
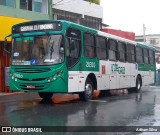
(86, 62, 96, 68)
(13, 73, 23, 78)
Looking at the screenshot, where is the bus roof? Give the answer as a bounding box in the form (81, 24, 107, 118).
(136, 42, 155, 51)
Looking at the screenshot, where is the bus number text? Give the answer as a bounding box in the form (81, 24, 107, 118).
(13, 73, 23, 78)
(86, 62, 96, 68)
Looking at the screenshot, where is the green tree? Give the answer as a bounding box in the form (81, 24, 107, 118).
(84, 0, 100, 5)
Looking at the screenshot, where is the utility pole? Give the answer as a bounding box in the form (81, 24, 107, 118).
(143, 24, 146, 43)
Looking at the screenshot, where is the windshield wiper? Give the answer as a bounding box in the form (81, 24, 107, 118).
(46, 35, 53, 60)
(50, 42, 54, 60)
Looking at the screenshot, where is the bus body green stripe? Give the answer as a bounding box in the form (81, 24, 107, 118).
(138, 64, 155, 71)
(68, 58, 99, 72)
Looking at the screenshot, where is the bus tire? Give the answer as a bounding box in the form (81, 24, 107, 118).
(38, 92, 53, 99)
(79, 78, 93, 101)
(134, 76, 142, 92)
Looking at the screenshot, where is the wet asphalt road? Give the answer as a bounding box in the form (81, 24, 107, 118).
(0, 86, 160, 135)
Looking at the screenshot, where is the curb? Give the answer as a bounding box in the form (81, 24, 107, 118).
(0, 92, 24, 96)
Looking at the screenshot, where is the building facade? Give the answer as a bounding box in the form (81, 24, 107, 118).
(135, 34, 160, 52)
(0, 0, 52, 92)
(52, 0, 103, 30)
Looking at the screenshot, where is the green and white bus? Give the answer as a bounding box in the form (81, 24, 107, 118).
(4, 20, 156, 101)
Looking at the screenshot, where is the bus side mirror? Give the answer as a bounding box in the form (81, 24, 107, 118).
(4, 36, 11, 55)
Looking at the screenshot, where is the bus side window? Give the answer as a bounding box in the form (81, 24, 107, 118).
(96, 36, 107, 60)
(84, 33, 95, 58)
(108, 39, 117, 61)
(149, 50, 155, 65)
(126, 44, 135, 63)
(143, 48, 149, 64)
(118, 41, 126, 62)
(136, 46, 143, 64)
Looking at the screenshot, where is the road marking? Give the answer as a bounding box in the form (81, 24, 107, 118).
(89, 100, 107, 103)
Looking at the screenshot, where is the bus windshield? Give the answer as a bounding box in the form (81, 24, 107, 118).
(12, 35, 64, 65)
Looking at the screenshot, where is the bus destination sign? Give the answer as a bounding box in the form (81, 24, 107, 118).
(21, 24, 54, 31)
(12, 22, 62, 33)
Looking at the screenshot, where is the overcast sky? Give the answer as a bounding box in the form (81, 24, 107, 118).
(100, 0, 160, 35)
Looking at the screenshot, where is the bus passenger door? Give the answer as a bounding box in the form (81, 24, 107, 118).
(109, 63, 117, 89)
(66, 37, 80, 92)
(65, 28, 81, 92)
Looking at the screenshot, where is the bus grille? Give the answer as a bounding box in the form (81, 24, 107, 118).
(14, 68, 51, 73)
(18, 78, 46, 81)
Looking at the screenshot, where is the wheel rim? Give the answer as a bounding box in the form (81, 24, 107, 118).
(137, 79, 141, 90)
(85, 83, 93, 96)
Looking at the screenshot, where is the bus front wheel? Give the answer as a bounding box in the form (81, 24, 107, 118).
(38, 92, 53, 99)
(79, 78, 93, 101)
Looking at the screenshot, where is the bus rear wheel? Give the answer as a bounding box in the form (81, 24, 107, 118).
(135, 76, 142, 92)
(79, 78, 93, 101)
(38, 92, 53, 99)
(129, 76, 142, 93)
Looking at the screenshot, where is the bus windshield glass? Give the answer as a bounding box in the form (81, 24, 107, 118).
(12, 35, 64, 65)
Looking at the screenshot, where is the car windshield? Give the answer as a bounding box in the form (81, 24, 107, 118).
(12, 35, 64, 65)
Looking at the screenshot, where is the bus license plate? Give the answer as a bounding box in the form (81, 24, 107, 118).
(27, 85, 35, 89)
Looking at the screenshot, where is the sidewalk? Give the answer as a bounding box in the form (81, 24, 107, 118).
(0, 92, 23, 96)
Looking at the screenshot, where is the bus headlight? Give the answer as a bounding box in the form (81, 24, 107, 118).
(58, 70, 63, 77)
(47, 70, 63, 82)
(47, 78, 51, 82)
(53, 75, 57, 80)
